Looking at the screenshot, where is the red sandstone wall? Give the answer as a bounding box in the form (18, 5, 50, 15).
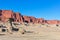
(0, 10, 60, 24)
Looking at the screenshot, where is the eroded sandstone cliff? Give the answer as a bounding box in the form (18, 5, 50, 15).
(0, 10, 60, 24)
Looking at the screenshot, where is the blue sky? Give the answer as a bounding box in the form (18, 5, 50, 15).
(0, 0, 60, 20)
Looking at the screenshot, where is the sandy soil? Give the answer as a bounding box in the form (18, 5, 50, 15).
(0, 32, 60, 40)
(0, 24, 60, 40)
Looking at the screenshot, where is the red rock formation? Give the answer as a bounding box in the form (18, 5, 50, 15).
(29, 16, 36, 23)
(23, 16, 30, 23)
(13, 12, 23, 23)
(0, 10, 13, 22)
(36, 18, 44, 23)
(0, 10, 60, 24)
(47, 20, 59, 24)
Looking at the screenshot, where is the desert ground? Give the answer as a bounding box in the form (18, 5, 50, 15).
(0, 23, 60, 40)
(0, 32, 60, 40)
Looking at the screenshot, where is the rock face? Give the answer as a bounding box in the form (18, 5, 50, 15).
(0, 10, 60, 24)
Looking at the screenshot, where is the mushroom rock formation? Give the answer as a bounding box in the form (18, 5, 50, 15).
(0, 10, 60, 24)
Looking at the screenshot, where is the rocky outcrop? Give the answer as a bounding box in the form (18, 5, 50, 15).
(0, 10, 13, 22)
(47, 20, 60, 24)
(0, 10, 60, 24)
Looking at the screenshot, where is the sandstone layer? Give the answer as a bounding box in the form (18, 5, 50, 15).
(0, 10, 60, 24)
